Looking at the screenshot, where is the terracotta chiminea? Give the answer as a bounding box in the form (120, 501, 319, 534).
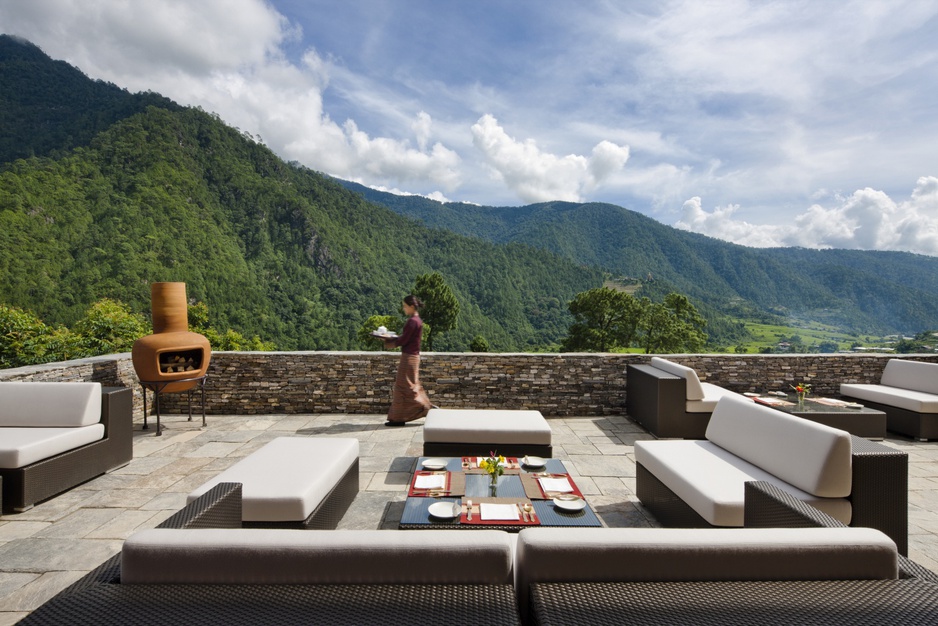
(132, 282, 212, 394)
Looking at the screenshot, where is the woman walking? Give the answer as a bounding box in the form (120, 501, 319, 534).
(383, 295, 432, 426)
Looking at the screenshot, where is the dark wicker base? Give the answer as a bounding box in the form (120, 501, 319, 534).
(243, 458, 359, 530)
(21, 582, 521, 626)
(636, 435, 909, 555)
(625, 363, 711, 439)
(841, 395, 938, 441)
(531, 579, 938, 626)
(423, 442, 553, 458)
(1, 387, 133, 512)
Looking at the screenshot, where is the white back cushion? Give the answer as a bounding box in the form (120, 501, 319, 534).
(881, 359, 938, 395)
(650, 357, 705, 400)
(705, 394, 852, 497)
(0, 382, 101, 427)
(122, 528, 513, 585)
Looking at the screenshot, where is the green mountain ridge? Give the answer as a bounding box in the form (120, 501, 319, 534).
(0, 35, 604, 352)
(339, 182, 938, 335)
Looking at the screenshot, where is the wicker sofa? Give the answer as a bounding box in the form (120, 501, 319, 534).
(635, 393, 909, 555)
(841, 358, 938, 441)
(19, 483, 522, 625)
(521, 487, 938, 625)
(0, 382, 133, 512)
(626, 357, 741, 438)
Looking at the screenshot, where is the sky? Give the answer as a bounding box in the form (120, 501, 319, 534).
(3, 1, 938, 255)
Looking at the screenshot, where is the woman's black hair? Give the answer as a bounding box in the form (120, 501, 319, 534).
(403, 294, 423, 309)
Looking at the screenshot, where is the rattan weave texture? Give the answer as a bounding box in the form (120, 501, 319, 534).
(531, 580, 938, 626)
(21, 583, 520, 625)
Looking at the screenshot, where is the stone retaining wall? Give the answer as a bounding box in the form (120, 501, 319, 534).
(2, 352, 936, 418)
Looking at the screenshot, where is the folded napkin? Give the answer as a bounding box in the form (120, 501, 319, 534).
(480, 502, 520, 521)
(414, 474, 447, 490)
(539, 476, 574, 493)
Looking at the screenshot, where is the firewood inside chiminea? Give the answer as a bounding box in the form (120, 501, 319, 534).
(159, 349, 202, 374)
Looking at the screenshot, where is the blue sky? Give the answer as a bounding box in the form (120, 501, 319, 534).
(3, 1, 938, 254)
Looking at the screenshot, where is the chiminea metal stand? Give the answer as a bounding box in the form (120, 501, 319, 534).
(139, 375, 208, 436)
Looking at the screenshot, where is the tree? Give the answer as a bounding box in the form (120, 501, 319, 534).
(71, 299, 149, 356)
(469, 335, 490, 352)
(412, 272, 460, 351)
(640, 293, 708, 354)
(357, 314, 402, 351)
(561, 287, 645, 352)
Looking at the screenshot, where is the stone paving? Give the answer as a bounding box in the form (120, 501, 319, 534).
(2, 412, 938, 624)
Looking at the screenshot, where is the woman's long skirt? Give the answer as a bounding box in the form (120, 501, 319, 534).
(388, 353, 431, 423)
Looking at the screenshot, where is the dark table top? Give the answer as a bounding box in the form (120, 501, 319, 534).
(399, 457, 603, 531)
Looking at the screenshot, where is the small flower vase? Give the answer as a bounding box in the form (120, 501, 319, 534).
(797, 391, 807, 407)
(488, 472, 499, 495)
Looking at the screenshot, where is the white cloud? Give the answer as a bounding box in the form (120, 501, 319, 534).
(470, 115, 629, 203)
(676, 177, 938, 256)
(0, 0, 461, 193)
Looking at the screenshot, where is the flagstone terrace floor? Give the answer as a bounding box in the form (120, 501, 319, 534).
(3, 412, 938, 624)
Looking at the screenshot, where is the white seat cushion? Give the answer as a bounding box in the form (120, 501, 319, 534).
(705, 394, 853, 498)
(881, 359, 938, 395)
(686, 382, 742, 413)
(122, 528, 513, 585)
(635, 439, 851, 526)
(841, 383, 938, 414)
(187, 437, 359, 522)
(650, 357, 705, 400)
(423, 409, 552, 445)
(0, 382, 101, 427)
(0, 424, 105, 468)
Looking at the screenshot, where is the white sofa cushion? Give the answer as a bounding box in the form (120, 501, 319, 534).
(515, 526, 896, 588)
(514, 526, 896, 622)
(841, 383, 938, 414)
(187, 437, 359, 522)
(650, 357, 705, 400)
(705, 394, 853, 498)
(881, 359, 938, 395)
(423, 409, 552, 445)
(0, 424, 106, 469)
(0, 382, 101, 428)
(121, 528, 513, 585)
(635, 439, 851, 526)
(686, 382, 741, 413)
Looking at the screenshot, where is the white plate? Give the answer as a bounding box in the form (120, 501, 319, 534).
(428, 501, 460, 519)
(522, 455, 546, 468)
(552, 496, 587, 511)
(422, 458, 448, 470)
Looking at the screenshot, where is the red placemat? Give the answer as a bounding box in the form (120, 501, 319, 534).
(460, 498, 539, 526)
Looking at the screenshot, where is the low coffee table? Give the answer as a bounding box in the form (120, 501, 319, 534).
(753, 394, 886, 439)
(399, 457, 602, 531)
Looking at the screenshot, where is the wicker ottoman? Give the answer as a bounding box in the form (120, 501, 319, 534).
(187, 437, 359, 529)
(423, 409, 553, 457)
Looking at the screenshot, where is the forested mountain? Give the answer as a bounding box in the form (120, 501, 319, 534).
(0, 36, 604, 351)
(341, 182, 938, 334)
(0, 36, 178, 163)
